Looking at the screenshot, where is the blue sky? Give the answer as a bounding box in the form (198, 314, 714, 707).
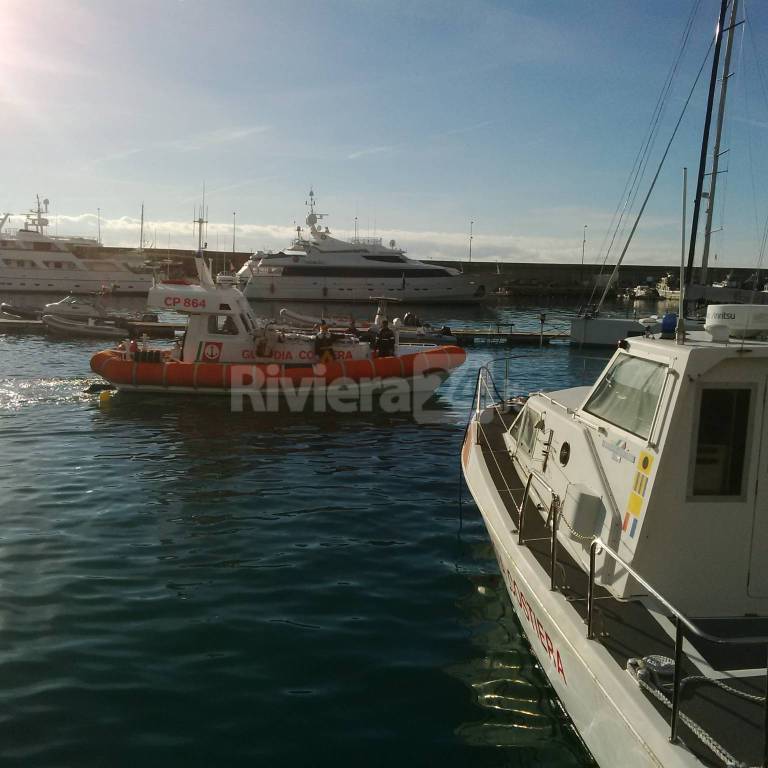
(2, 0, 768, 268)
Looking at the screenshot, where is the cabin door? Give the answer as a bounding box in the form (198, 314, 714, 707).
(747, 377, 768, 596)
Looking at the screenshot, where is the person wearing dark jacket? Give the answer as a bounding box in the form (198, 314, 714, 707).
(314, 321, 335, 363)
(374, 319, 395, 357)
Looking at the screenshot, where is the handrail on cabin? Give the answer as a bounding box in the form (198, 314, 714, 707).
(588, 538, 768, 758)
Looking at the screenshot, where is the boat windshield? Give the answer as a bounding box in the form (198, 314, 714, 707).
(583, 354, 666, 439)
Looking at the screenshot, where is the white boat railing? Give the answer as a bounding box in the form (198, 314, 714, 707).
(587, 539, 768, 761)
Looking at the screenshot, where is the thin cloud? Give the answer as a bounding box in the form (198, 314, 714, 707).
(167, 125, 270, 152)
(428, 120, 495, 140)
(83, 125, 270, 170)
(732, 115, 768, 131)
(89, 147, 144, 166)
(348, 145, 395, 160)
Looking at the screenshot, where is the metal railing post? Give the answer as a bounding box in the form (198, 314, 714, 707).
(587, 542, 597, 639)
(549, 496, 560, 591)
(670, 616, 684, 743)
(763, 646, 768, 768)
(518, 474, 532, 543)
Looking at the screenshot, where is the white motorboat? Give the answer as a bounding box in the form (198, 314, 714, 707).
(657, 274, 681, 300)
(0, 196, 153, 295)
(632, 284, 660, 300)
(462, 303, 768, 767)
(239, 190, 485, 304)
(43, 294, 109, 320)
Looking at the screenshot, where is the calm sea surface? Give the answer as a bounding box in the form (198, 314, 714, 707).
(0, 296, 651, 767)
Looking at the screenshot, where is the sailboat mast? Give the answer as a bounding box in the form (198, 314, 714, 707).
(684, 0, 729, 289)
(139, 203, 145, 254)
(700, 0, 739, 285)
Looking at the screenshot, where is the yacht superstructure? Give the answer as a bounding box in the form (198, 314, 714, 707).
(0, 197, 153, 295)
(239, 191, 485, 304)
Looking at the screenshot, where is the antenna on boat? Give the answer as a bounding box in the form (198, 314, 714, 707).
(194, 185, 208, 255)
(32, 194, 49, 234)
(469, 220, 474, 263)
(305, 187, 326, 230)
(97, 207, 102, 245)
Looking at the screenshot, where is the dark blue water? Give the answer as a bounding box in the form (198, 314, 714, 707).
(0, 302, 608, 768)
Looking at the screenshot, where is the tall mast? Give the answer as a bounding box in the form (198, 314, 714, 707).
(700, 0, 739, 285)
(684, 0, 729, 289)
(138, 203, 145, 254)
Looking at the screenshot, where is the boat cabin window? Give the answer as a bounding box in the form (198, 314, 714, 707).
(207, 315, 239, 335)
(691, 388, 751, 497)
(583, 354, 666, 439)
(510, 408, 540, 456)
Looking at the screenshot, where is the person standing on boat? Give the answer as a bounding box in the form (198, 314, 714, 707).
(315, 321, 335, 363)
(374, 319, 395, 357)
(346, 318, 358, 337)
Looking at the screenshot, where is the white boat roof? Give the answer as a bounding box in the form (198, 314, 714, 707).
(541, 385, 592, 409)
(626, 330, 768, 358)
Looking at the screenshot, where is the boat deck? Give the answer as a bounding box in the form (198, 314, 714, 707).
(476, 405, 768, 768)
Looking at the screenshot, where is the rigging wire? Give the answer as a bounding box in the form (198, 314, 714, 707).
(744, 0, 768, 295)
(595, 37, 716, 312)
(584, 0, 703, 309)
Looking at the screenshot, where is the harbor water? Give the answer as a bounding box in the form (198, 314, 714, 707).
(0, 298, 643, 767)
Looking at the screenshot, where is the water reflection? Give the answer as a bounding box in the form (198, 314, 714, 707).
(451, 571, 595, 764)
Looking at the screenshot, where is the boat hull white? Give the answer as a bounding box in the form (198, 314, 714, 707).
(0, 271, 152, 295)
(462, 422, 701, 768)
(570, 316, 657, 347)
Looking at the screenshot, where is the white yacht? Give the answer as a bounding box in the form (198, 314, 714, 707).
(239, 191, 486, 304)
(0, 196, 153, 295)
(462, 303, 768, 767)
